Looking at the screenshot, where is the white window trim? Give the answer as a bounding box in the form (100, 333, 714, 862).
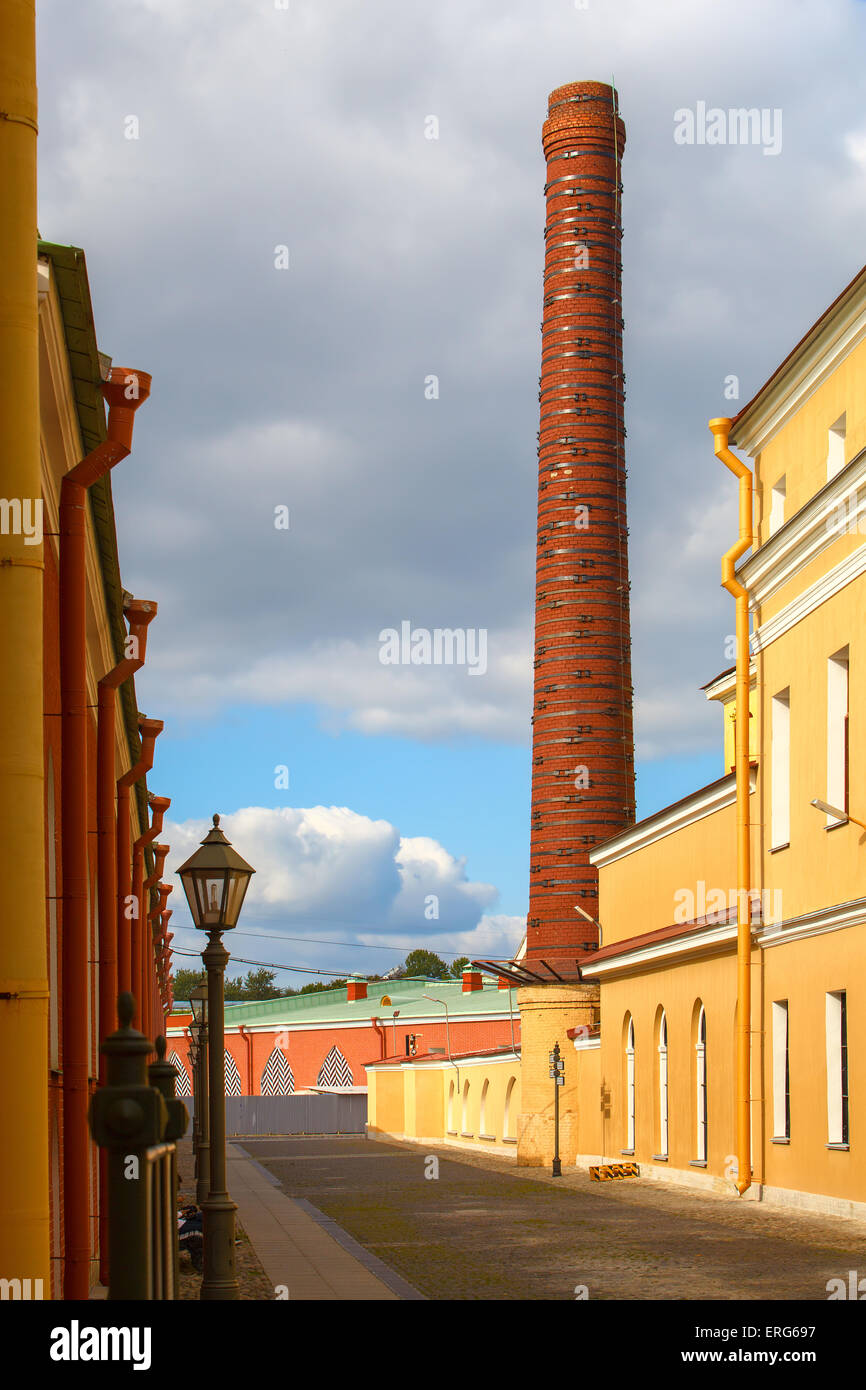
(772, 1000, 789, 1140)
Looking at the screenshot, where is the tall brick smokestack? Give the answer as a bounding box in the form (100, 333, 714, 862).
(526, 81, 635, 973)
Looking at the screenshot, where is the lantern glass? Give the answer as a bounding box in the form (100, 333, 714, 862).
(189, 982, 208, 1026)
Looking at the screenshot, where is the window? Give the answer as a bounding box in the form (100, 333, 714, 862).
(771, 689, 791, 847)
(827, 414, 846, 481)
(625, 1016, 635, 1150)
(769, 476, 786, 536)
(480, 1079, 489, 1134)
(657, 1011, 669, 1157)
(772, 1001, 790, 1139)
(461, 1079, 471, 1135)
(447, 1080, 455, 1133)
(503, 1076, 517, 1141)
(695, 1007, 707, 1162)
(826, 991, 849, 1145)
(827, 649, 849, 824)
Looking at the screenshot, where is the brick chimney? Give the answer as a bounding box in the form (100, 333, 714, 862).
(462, 968, 484, 993)
(347, 980, 367, 1002)
(526, 82, 635, 973)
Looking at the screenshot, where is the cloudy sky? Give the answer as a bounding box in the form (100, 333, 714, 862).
(36, 0, 866, 983)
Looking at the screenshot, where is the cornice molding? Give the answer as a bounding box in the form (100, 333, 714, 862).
(738, 447, 866, 609)
(583, 922, 738, 978)
(756, 896, 866, 949)
(751, 541, 866, 654)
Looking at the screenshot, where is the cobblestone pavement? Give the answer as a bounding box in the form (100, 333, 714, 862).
(241, 1135, 866, 1301)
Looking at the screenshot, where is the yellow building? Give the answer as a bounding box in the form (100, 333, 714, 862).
(577, 262, 866, 1217)
(370, 263, 866, 1222)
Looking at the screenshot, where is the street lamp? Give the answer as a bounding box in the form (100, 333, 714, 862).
(188, 982, 210, 1206)
(549, 1042, 565, 1177)
(178, 814, 255, 1301)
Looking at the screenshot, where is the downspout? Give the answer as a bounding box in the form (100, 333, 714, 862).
(97, 599, 155, 1059)
(59, 365, 150, 1299)
(238, 1025, 253, 1095)
(709, 417, 754, 1196)
(371, 1015, 386, 1060)
(131, 796, 170, 1030)
(143, 843, 169, 1042)
(116, 716, 162, 997)
(159, 920, 173, 1021)
(0, 0, 49, 1290)
(96, 598, 156, 1285)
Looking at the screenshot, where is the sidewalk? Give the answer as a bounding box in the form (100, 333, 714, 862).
(226, 1142, 412, 1300)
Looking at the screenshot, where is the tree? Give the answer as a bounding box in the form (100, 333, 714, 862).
(171, 967, 205, 1001)
(241, 968, 284, 998)
(403, 949, 449, 979)
(449, 956, 470, 978)
(297, 978, 347, 995)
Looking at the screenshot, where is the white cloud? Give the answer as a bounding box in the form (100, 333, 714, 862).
(165, 805, 516, 974)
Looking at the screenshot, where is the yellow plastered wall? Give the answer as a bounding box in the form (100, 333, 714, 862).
(596, 798, 752, 947)
(762, 932, 862, 1203)
(593, 954, 740, 1186)
(367, 1058, 522, 1154)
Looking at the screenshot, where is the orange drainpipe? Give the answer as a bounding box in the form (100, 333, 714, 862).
(238, 1025, 254, 1094)
(96, 598, 156, 1284)
(134, 850, 169, 1039)
(132, 797, 170, 1031)
(97, 600, 156, 1056)
(371, 1016, 386, 1061)
(116, 718, 162, 997)
(709, 417, 754, 1196)
(131, 795, 168, 1034)
(148, 884, 172, 1030)
(156, 916, 172, 1030)
(143, 844, 169, 1040)
(59, 366, 151, 1300)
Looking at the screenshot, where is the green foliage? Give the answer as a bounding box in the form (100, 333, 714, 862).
(403, 948, 449, 979)
(449, 956, 471, 977)
(170, 967, 206, 1001)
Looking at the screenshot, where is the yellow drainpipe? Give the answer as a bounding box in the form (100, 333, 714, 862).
(709, 417, 754, 1196)
(0, 0, 50, 1287)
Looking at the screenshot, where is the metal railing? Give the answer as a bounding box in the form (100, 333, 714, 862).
(89, 992, 188, 1299)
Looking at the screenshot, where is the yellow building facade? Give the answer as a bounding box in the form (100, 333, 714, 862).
(578, 263, 866, 1217)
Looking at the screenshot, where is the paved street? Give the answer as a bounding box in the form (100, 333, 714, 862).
(240, 1135, 866, 1301)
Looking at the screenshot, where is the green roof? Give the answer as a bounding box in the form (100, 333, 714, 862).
(170, 975, 518, 1028)
(38, 240, 150, 854)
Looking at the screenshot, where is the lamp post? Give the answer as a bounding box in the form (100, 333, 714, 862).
(178, 814, 255, 1301)
(189, 981, 210, 1206)
(550, 1042, 565, 1177)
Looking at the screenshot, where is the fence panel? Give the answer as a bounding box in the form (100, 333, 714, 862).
(179, 1091, 367, 1136)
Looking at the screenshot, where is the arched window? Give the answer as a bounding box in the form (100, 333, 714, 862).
(167, 1049, 191, 1098)
(447, 1080, 455, 1133)
(695, 1005, 707, 1161)
(625, 1015, 635, 1151)
(657, 1010, 668, 1157)
(480, 1079, 489, 1135)
(224, 1050, 243, 1097)
(504, 1076, 517, 1141)
(261, 1047, 295, 1096)
(317, 1045, 353, 1088)
(461, 1079, 470, 1134)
